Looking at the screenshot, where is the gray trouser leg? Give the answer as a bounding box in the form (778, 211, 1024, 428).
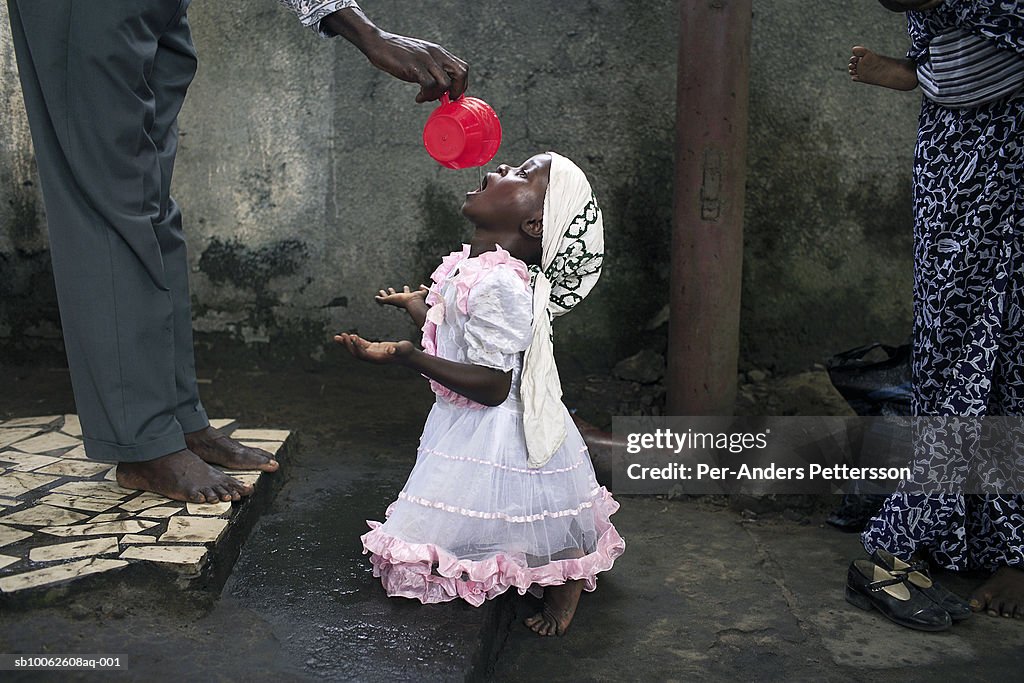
(7, 0, 208, 461)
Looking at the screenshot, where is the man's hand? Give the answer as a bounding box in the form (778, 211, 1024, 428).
(334, 333, 415, 364)
(375, 285, 429, 309)
(363, 32, 469, 103)
(322, 8, 469, 103)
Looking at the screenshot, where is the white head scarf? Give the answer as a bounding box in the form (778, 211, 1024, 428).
(521, 152, 605, 468)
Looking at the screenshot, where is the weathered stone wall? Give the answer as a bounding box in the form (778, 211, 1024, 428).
(742, 2, 918, 375)
(0, 1, 918, 375)
(0, 22, 56, 356)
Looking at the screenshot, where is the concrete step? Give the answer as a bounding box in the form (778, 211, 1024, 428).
(0, 416, 290, 604)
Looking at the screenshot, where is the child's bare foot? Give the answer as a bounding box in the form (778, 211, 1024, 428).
(524, 579, 584, 636)
(117, 450, 253, 503)
(969, 566, 1024, 618)
(185, 426, 279, 472)
(849, 46, 919, 91)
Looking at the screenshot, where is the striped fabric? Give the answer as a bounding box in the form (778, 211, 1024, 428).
(917, 28, 1024, 108)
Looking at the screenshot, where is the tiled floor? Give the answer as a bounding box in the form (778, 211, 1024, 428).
(0, 416, 287, 595)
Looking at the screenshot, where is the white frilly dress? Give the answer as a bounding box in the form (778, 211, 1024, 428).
(360, 245, 625, 606)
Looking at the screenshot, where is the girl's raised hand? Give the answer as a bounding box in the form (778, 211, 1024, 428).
(334, 333, 414, 365)
(375, 285, 429, 309)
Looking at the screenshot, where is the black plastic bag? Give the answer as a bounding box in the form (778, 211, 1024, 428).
(826, 342, 913, 417)
(825, 342, 913, 532)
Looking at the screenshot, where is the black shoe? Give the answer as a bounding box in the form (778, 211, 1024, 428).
(871, 549, 971, 622)
(846, 559, 952, 631)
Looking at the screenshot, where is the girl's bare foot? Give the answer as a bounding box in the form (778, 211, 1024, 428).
(117, 450, 253, 503)
(524, 579, 584, 636)
(848, 46, 919, 91)
(970, 566, 1024, 618)
(185, 426, 279, 472)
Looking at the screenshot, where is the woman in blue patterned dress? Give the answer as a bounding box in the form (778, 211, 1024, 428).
(858, 0, 1024, 621)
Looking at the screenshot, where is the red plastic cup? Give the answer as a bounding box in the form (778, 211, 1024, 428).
(423, 94, 502, 169)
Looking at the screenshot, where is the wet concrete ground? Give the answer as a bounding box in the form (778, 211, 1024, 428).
(0, 363, 1021, 681)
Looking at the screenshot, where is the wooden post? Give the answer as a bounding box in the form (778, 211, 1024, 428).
(667, 0, 752, 416)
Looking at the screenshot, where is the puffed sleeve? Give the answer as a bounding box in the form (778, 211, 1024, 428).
(278, 0, 360, 37)
(463, 265, 534, 372)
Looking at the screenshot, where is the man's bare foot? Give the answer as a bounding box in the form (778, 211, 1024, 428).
(184, 426, 279, 472)
(117, 450, 253, 503)
(524, 579, 584, 636)
(849, 46, 919, 91)
(969, 566, 1024, 618)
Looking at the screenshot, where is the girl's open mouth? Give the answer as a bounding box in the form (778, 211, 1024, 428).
(469, 173, 490, 195)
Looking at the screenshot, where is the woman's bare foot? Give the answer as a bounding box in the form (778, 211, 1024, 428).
(116, 450, 253, 503)
(184, 426, 279, 472)
(524, 579, 584, 636)
(849, 46, 919, 91)
(969, 566, 1024, 618)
